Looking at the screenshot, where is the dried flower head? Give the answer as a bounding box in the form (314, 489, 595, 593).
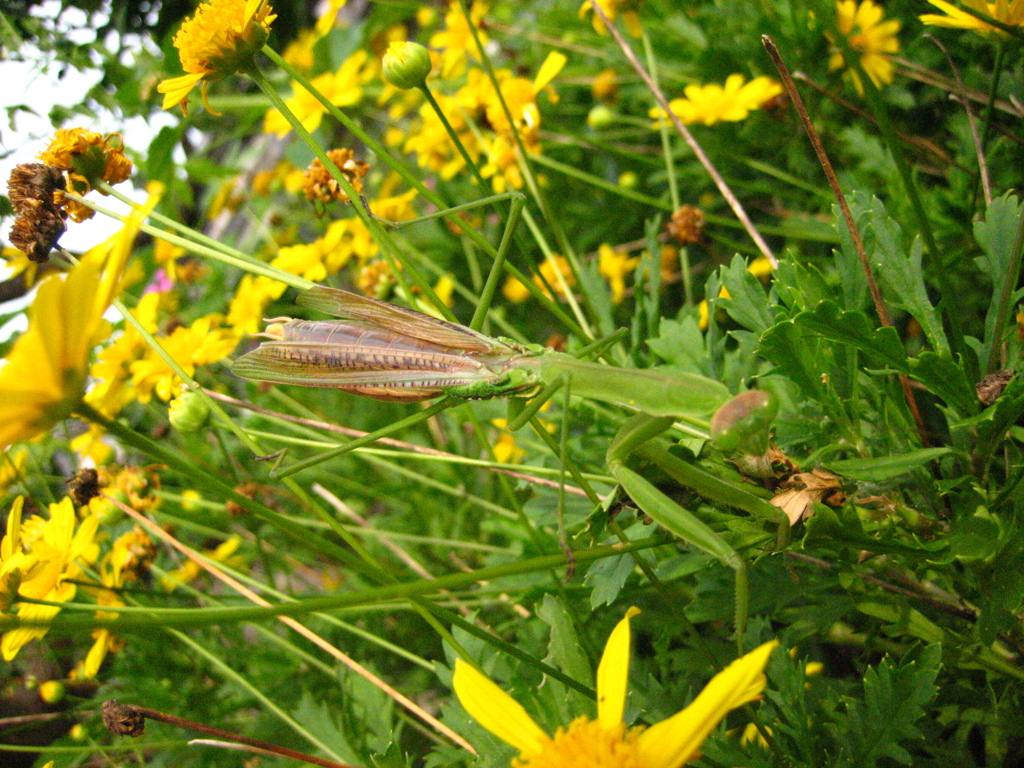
(302, 149, 370, 205)
(7, 163, 68, 262)
(68, 468, 104, 507)
(667, 205, 705, 245)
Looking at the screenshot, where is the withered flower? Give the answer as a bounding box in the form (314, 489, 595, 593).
(666, 204, 704, 246)
(302, 148, 369, 205)
(7, 163, 68, 263)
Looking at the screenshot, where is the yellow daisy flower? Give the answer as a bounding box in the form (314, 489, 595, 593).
(37, 128, 132, 222)
(1, 496, 101, 660)
(652, 75, 782, 127)
(828, 0, 901, 93)
(920, 0, 1024, 36)
(454, 608, 778, 767)
(158, 0, 277, 114)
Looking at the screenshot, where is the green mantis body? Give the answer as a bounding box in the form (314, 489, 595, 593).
(232, 285, 730, 419)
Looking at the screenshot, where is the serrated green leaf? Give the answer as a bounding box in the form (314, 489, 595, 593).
(827, 447, 950, 482)
(719, 253, 775, 333)
(758, 319, 828, 401)
(793, 301, 908, 370)
(868, 200, 949, 355)
(841, 646, 940, 765)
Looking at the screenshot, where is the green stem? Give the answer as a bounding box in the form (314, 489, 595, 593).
(26, 537, 663, 632)
(643, 31, 680, 211)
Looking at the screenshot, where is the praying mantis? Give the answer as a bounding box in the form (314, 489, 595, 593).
(233, 285, 789, 642)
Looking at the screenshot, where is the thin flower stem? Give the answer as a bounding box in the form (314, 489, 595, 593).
(418, 84, 490, 191)
(272, 397, 459, 478)
(974, 40, 1005, 211)
(453, 0, 596, 337)
(528, 152, 671, 209)
(206, 388, 603, 491)
(588, 0, 776, 267)
(762, 35, 930, 450)
(63, 192, 312, 291)
(470, 192, 525, 330)
(103, 700, 359, 768)
(925, 34, 991, 207)
(643, 31, 680, 212)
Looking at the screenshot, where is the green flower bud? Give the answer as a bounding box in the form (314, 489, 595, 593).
(587, 104, 615, 130)
(382, 41, 432, 90)
(38, 680, 66, 704)
(169, 391, 210, 433)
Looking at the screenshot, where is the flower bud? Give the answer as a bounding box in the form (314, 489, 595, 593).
(382, 41, 432, 89)
(38, 680, 66, 704)
(587, 104, 615, 130)
(169, 391, 210, 433)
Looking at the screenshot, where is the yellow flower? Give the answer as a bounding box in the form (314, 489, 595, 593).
(920, 0, 1024, 36)
(652, 75, 782, 127)
(37, 128, 133, 223)
(503, 255, 576, 303)
(454, 608, 778, 767)
(0, 187, 159, 449)
(579, 0, 643, 37)
(130, 315, 240, 403)
(598, 244, 641, 304)
(315, 0, 349, 36)
(828, 0, 900, 93)
(592, 67, 619, 102)
(158, 0, 277, 114)
(491, 418, 526, 464)
(263, 50, 376, 137)
(430, 0, 489, 78)
(1, 497, 100, 660)
(227, 274, 287, 336)
(0, 253, 116, 448)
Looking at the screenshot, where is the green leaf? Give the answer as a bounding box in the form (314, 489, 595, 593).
(826, 447, 951, 482)
(792, 301, 908, 370)
(839, 645, 941, 765)
(758, 319, 829, 402)
(868, 200, 949, 355)
(719, 253, 775, 334)
(973, 191, 1024, 283)
(537, 594, 593, 714)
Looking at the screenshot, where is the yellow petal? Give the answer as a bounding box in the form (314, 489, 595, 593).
(597, 606, 640, 728)
(158, 72, 205, 110)
(533, 51, 567, 93)
(635, 640, 778, 768)
(452, 658, 548, 754)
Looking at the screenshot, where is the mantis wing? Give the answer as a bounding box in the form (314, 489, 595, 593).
(297, 286, 507, 355)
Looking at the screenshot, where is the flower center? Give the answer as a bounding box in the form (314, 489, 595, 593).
(513, 717, 646, 768)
